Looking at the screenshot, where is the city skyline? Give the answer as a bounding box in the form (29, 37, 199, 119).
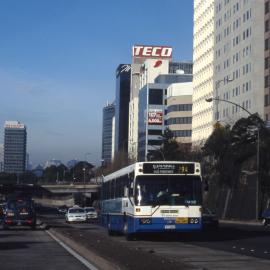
(0, 1, 193, 165)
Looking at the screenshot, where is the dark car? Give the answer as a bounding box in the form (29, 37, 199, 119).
(0, 203, 6, 223)
(261, 208, 270, 226)
(3, 197, 36, 230)
(202, 208, 219, 229)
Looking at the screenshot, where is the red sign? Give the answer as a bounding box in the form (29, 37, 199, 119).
(133, 45, 172, 59)
(148, 110, 163, 125)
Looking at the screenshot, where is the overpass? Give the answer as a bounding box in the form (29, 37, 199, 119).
(41, 184, 100, 194)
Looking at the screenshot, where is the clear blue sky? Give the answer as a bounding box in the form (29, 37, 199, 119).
(0, 0, 193, 166)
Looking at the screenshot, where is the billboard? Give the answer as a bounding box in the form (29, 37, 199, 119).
(148, 109, 163, 125)
(133, 45, 172, 60)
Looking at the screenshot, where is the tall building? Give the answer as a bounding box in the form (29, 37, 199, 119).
(114, 64, 131, 154)
(0, 144, 3, 172)
(128, 45, 173, 161)
(4, 121, 27, 174)
(102, 102, 115, 164)
(213, 0, 264, 123)
(192, 0, 215, 143)
(193, 0, 265, 143)
(265, 0, 270, 121)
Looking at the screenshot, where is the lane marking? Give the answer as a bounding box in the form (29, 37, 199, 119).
(240, 248, 245, 250)
(46, 230, 99, 270)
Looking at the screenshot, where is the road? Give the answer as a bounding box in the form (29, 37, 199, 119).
(37, 213, 270, 270)
(2, 213, 270, 270)
(0, 225, 94, 270)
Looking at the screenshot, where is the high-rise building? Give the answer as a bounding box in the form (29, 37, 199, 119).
(114, 64, 131, 154)
(4, 121, 27, 174)
(192, 0, 215, 143)
(192, 0, 265, 143)
(128, 45, 173, 161)
(102, 102, 115, 164)
(0, 144, 3, 172)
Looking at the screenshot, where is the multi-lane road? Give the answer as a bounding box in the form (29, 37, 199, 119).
(2, 213, 270, 270)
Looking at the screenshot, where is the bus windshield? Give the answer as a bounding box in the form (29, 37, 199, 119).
(135, 175, 202, 206)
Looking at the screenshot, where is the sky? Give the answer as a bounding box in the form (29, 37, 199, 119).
(0, 0, 193, 166)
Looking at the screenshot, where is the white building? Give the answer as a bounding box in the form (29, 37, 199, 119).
(192, 0, 215, 143)
(192, 0, 265, 143)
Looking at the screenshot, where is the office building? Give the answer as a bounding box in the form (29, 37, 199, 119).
(166, 82, 193, 144)
(0, 144, 3, 172)
(102, 102, 115, 164)
(4, 121, 27, 174)
(192, 0, 215, 143)
(169, 61, 193, 74)
(193, 0, 265, 143)
(114, 64, 131, 154)
(128, 45, 173, 161)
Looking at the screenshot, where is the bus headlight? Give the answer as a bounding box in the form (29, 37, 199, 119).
(189, 218, 199, 224)
(139, 218, 152, 225)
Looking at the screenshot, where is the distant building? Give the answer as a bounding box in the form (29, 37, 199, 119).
(102, 102, 115, 164)
(0, 144, 3, 172)
(4, 121, 27, 174)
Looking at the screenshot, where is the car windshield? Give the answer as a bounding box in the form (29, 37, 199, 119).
(135, 175, 202, 206)
(69, 208, 85, 214)
(85, 208, 95, 212)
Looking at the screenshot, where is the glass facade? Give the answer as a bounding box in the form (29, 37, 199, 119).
(102, 104, 115, 164)
(4, 124, 27, 174)
(115, 64, 131, 153)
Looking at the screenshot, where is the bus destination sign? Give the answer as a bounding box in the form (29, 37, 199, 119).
(143, 163, 195, 174)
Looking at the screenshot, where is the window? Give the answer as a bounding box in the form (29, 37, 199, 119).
(265, 94, 269, 106)
(265, 57, 269, 69)
(148, 139, 163, 146)
(265, 76, 269, 88)
(149, 89, 163, 105)
(172, 130, 192, 137)
(266, 20, 269, 32)
(266, 1, 269, 14)
(265, 38, 269, 50)
(148, 129, 163, 136)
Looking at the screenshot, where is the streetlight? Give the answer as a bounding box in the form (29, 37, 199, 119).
(206, 97, 260, 220)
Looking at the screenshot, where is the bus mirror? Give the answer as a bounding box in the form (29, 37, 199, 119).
(124, 186, 129, 197)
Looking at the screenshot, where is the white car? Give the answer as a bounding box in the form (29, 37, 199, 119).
(65, 207, 86, 223)
(84, 207, 98, 219)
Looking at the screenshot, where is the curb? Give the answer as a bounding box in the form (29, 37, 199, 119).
(220, 219, 262, 226)
(47, 228, 120, 270)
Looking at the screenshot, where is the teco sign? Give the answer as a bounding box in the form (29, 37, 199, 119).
(133, 45, 172, 59)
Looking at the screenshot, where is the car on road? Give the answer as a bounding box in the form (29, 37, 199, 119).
(3, 196, 36, 230)
(84, 207, 98, 220)
(202, 207, 219, 229)
(57, 205, 68, 214)
(65, 207, 86, 223)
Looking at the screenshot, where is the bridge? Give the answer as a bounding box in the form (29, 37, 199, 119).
(41, 183, 100, 194)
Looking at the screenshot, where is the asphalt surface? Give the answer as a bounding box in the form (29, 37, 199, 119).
(0, 225, 91, 270)
(38, 213, 270, 270)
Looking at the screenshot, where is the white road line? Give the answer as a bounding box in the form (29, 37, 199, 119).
(46, 230, 99, 270)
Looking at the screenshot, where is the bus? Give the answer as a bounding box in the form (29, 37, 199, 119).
(101, 161, 202, 239)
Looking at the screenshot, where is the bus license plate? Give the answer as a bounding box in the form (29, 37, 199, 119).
(176, 217, 188, 224)
(165, 225, 175, 230)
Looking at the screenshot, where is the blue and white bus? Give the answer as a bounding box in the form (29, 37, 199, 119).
(101, 161, 202, 239)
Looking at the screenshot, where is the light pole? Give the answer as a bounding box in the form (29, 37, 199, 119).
(206, 97, 260, 220)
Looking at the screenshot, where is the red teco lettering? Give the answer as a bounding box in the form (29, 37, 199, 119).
(133, 46, 144, 56)
(161, 47, 172, 57)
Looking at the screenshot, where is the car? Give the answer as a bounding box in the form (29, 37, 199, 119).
(57, 205, 68, 214)
(65, 207, 86, 223)
(261, 207, 270, 226)
(84, 207, 98, 220)
(3, 196, 36, 230)
(202, 207, 219, 229)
